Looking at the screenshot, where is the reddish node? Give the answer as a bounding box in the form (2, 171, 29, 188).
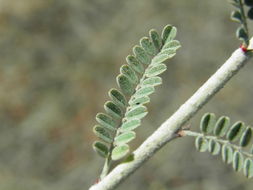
(240, 44, 248, 53)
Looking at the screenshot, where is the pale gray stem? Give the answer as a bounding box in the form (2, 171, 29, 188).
(89, 38, 253, 190)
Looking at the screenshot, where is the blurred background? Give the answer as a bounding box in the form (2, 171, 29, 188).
(0, 0, 253, 189)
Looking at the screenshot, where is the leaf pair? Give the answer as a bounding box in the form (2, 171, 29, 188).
(195, 113, 253, 178)
(93, 25, 181, 163)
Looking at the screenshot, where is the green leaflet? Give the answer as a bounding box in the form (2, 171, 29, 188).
(126, 55, 144, 74)
(93, 125, 113, 144)
(126, 105, 148, 120)
(213, 116, 230, 137)
(149, 29, 162, 51)
(134, 86, 155, 98)
(146, 63, 167, 77)
(231, 10, 242, 23)
(239, 127, 252, 147)
(129, 96, 150, 106)
(111, 144, 130, 161)
(162, 40, 181, 50)
(161, 24, 173, 44)
(114, 131, 136, 145)
(226, 121, 245, 142)
(151, 54, 170, 65)
(120, 65, 138, 84)
(142, 76, 162, 86)
(164, 26, 177, 43)
(133, 45, 150, 65)
(117, 74, 135, 96)
(109, 88, 127, 109)
(222, 144, 233, 164)
(200, 113, 216, 134)
(104, 101, 123, 120)
(93, 141, 109, 158)
(96, 113, 117, 132)
(140, 37, 156, 56)
(195, 136, 208, 152)
(120, 119, 141, 132)
(233, 151, 244, 172)
(244, 158, 253, 178)
(208, 139, 220, 155)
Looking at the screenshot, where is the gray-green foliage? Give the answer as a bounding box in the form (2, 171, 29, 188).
(193, 113, 253, 178)
(92, 25, 181, 177)
(229, 0, 251, 46)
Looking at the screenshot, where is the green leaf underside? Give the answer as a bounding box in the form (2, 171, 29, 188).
(195, 136, 208, 152)
(93, 141, 109, 158)
(150, 29, 162, 51)
(126, 105, 148, 120)
(93, 125, 113, 144)
(133, 46, 150, 65)
(146, 64, 167, 77)
(120, 119, 141, 132)
(112, 144, 130, 161)
(214, 116, 230, 137)
(140, 37, 156, 56)
(129, 96, 150, 106)
(222, 145, 233, 164)
(104, 101, 123, 119)
(96, 113, 117, 131)
(126, 55, 144, 74)
(160, 49, 176, 57)
(236, 27, 248, 42)
(239, 127, 252, 147)
(117, 74, 135, 96)
(208, 139, 220, 155)
(233, 151, 244, 172)
(244, 158, 253, 178)
(120, 65, 138, 84)
(142, 76, 162, 86)
(226, 121, 245, 142)
(109, 88, 127, 109)
(134, 86, 155, 98)
(200, 113, 216, 134)
(114, 131, 136, 145)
